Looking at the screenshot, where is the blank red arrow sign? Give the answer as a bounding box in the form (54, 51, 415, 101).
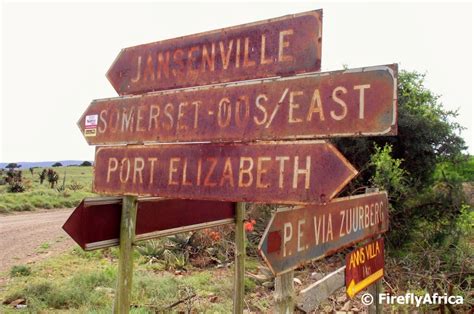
(258, 192, 389, 275)
(62, 197, 235, 250)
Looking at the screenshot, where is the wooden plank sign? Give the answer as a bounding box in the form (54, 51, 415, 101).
(346, 238, 384, 298)
(93, 141, 357, 205)
(258, 192, 389, 275)
(107, 10, 322, 95)
(80, 65, 397, 145)
(62, 197, 235, 250)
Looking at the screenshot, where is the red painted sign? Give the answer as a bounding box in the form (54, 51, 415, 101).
(80, 65, 397, 145)
(92, 141, 357, 205)
(258, 192, 389, 275)
(107, 10, 322, 95)
(62, 197, 235, 250)
(346, 238, 384, 298)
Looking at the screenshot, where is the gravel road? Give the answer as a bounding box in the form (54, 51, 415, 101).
(0, 208, 75, 274)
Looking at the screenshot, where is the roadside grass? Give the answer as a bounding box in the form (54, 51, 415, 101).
(0, 247, 253, 313)
(0, 166, 96, 213)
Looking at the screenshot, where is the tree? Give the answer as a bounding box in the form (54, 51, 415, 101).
(333, 70, 467, 247)
(334, 70, 466, 192)
(80, 161, 92, 167)
(52, 162, 63, 167)
(5, 163, 21, 169)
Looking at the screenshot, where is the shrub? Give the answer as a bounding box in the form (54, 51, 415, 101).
(80, 161, 92, 167)
(52, 162, 62, 167)
(10, 265, 31, 277)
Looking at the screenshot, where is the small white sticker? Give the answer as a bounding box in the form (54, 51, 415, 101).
(85, 114, 98, 127)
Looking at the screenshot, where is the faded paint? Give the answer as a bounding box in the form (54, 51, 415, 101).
(80, 64, 397, 145)
(107, 10, 322, 95)
(258, 192, 389, 275)
(62, 197, 235, 250)
(92, 141, 357, 204)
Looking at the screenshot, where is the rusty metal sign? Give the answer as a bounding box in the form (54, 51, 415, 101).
(346, 238, 384, 298)
(93, 141, 357, 205)
(80, 64, 397, 145)
(258, 192, 389, 275)
(107, 10, 322, 95)
(62, 197, 235, 250)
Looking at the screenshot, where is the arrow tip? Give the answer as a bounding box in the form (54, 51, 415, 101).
(62, 200, 86, 250)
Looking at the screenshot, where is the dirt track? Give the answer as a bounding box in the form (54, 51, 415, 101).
(0, 208, 74, 274)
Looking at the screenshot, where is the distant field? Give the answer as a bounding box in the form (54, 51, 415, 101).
(0, 166, 96, 213)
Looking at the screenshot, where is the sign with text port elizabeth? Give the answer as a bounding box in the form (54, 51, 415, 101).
(92, 141, 357, 205)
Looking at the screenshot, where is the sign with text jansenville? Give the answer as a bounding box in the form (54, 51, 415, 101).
(93, 141, 357, 205)
(258, 192, 389, 275)
(107, 10, 322, 95)
(80, 65, 397, 145)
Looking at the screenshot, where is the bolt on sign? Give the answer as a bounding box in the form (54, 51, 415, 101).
(80, 64, 397, 145)
(92, 141, 357, 205)
(62, 197, 235, 250)
(107, 10, 322, 96)
(346, 238, 384, 298)
(258, 192, 389, 275)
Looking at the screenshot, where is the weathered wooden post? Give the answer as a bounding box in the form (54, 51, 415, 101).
(233, 202, 246, 314)
(274, 270, 295, 313)
(113, 195, 138, 314)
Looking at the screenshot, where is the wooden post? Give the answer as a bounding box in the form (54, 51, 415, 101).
(368, 234, 383, 314)
(367, 280, 382, 314)
(113, 195, 138, 314)
(274, 270, 295, 313)
(233, 202, 245, 314)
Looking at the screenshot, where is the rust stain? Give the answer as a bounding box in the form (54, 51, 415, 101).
(92, 141, 357, 205)
(258, 192, 389, 275)
(107, 10, 322, 95)
(80, 64, 397, 145)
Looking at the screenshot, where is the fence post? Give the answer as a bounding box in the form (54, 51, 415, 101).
(113, 195, 138, 314)
(274, 270, 295, 313)
(233, 202, 246, 314)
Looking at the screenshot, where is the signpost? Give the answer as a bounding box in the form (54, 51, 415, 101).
(92, 141, 357, 204)
(62, 197, 235, 250)
(80, 65, 397, 145)
(69, 6, 398, 312)
(106, 10, 322, 95)
(346, 238, 384, 298)
(258, 192, 389, 275)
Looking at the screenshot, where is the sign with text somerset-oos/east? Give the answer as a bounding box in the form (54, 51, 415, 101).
(62, 197, 235, 250)
(92, 141, 357, 205)
(107, 10, 322, 95)
(80, 65, 397, 145)
(346, 238, 384, 298)
(258, 192, 389, 275)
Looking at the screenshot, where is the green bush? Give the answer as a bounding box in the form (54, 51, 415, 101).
(10, 265, 31, 277)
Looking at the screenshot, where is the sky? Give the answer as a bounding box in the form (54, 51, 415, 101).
(1, 1, 473, 163)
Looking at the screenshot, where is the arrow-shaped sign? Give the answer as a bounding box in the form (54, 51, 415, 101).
(92, 141, 357, 205)
(106, 10, 322, 95)
(346, 238, 384, 298)
(258, 192, 389, 275)
(62, 197, 235, 250)
(79, 65, 397, 146)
